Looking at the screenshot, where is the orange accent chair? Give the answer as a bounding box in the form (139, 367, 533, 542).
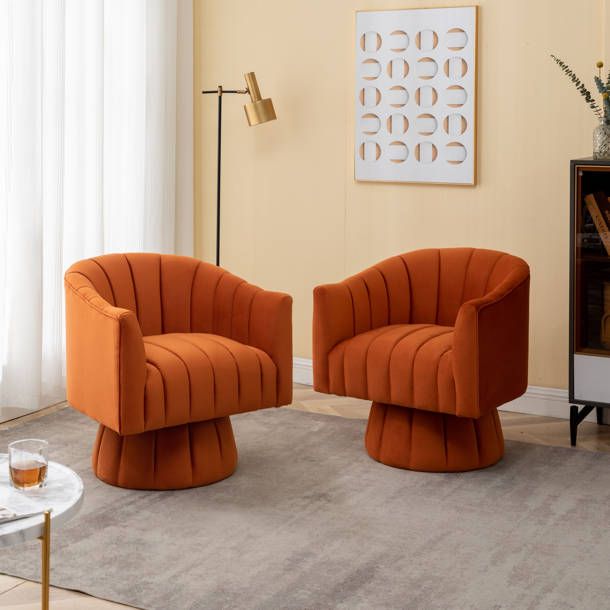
(313, 248, 529, 472)
(65, 253, 292, 490)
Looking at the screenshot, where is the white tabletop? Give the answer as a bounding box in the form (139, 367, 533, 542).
(0, 454, 84, 547)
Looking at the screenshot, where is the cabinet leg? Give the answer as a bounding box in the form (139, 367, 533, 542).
(570, 405, 578, 447)
(597, 407, 605, 426)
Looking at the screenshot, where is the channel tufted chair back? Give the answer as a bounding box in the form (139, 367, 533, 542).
(67, 252, 277, 340)
(330, 248, 527, 332)
(65, 253, 292, 490)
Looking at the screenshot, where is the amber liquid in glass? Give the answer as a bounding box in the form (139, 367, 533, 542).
(9, 460, 47, 489)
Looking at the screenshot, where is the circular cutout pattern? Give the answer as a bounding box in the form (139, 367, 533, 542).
(360, 31, 382, 52)
(415, 113, 437, 136)
(416, 29, 438, 51)
(388, 85, 409, 108)
(359, 86, 381, 108)
(445, 141, 467, 164)
(444, 57, 468, 80)
(389, 141, 409, 163)
(361, 113, 381, 135)
(415, 141, 438, 163)
(415, 86, 438, 108)
(416, 57, 438, 80)
(447, 28, 468, 51)
(443, 113, 467, 136)
(387, 58, 409, 80)
(361, 59, 382, 80)
(446, 85, 467, 107)
(390, 30, 409, 52)
(359, 141, 381, 162)
(387, 113, 409, 135)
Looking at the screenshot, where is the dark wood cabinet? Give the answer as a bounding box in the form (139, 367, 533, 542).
(569, 158, 610, 444)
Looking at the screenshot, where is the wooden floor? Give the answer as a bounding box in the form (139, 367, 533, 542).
(289, 385, 610, 453)
(1, 385, 610, 609)
(0, 574, 129, 609)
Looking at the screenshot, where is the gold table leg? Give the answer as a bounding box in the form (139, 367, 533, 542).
(38, 510, 50, 610)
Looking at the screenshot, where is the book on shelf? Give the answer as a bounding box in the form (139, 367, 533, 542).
(584, 192, 610, 256)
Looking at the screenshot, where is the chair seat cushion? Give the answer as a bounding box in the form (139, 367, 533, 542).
(142, 333, 278, 430)
(328, 324, 457, 415)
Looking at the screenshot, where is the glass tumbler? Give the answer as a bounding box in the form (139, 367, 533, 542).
(8, 439, 49, 489)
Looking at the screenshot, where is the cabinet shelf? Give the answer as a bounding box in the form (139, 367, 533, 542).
(575, 347, 610, 357)
(577, 255, 610, 263)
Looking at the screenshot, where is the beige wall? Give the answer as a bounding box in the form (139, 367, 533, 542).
(194, 0, 605, 389)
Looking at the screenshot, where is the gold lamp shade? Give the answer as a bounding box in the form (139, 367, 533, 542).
(243, 72, 276, 126)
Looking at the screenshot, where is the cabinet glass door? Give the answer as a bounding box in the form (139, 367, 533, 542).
(574, 165, 610, 355)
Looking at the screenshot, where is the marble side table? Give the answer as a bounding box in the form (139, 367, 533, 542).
(0, 455, 84, 610)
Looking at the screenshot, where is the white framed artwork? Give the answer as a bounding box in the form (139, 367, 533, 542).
(355, 6, 477, 185)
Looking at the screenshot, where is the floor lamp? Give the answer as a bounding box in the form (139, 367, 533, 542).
(202, 72, 277, 266)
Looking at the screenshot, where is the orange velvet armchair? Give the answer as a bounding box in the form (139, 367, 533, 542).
(65, 253, 292, 489)
(313, 248, 530, 472)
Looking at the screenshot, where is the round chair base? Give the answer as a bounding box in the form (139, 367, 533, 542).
(365, 402, 504, 472)
(92, 417, 238, 490)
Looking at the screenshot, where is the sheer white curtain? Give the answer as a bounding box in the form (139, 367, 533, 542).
(0, 0, 193, 411)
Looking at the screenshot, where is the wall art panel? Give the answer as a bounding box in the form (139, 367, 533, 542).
(355, 6, 477, 185)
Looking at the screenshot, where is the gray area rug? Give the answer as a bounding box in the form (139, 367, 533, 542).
(0, 407, 609, 610)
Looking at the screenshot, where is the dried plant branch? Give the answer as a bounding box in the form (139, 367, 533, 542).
(551, 54, 603, 120)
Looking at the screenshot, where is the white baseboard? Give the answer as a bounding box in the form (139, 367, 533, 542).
(499, 385, 577, 421)
(293, 357, 314, 386)
(292, 357, 583, 422)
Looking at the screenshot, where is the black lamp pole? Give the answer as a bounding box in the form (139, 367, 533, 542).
(202, 74, 276, 267)
(201, 86, 248, 267)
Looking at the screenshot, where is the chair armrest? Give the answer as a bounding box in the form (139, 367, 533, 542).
(453, 270, 530, 417)
(65, 273, 146, 435)
(246, 289, 293, 406)
(313, 283, 356, 392)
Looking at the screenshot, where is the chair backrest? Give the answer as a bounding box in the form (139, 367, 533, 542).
(65, 253, 245, 336)
(347, 247, 529, 329)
